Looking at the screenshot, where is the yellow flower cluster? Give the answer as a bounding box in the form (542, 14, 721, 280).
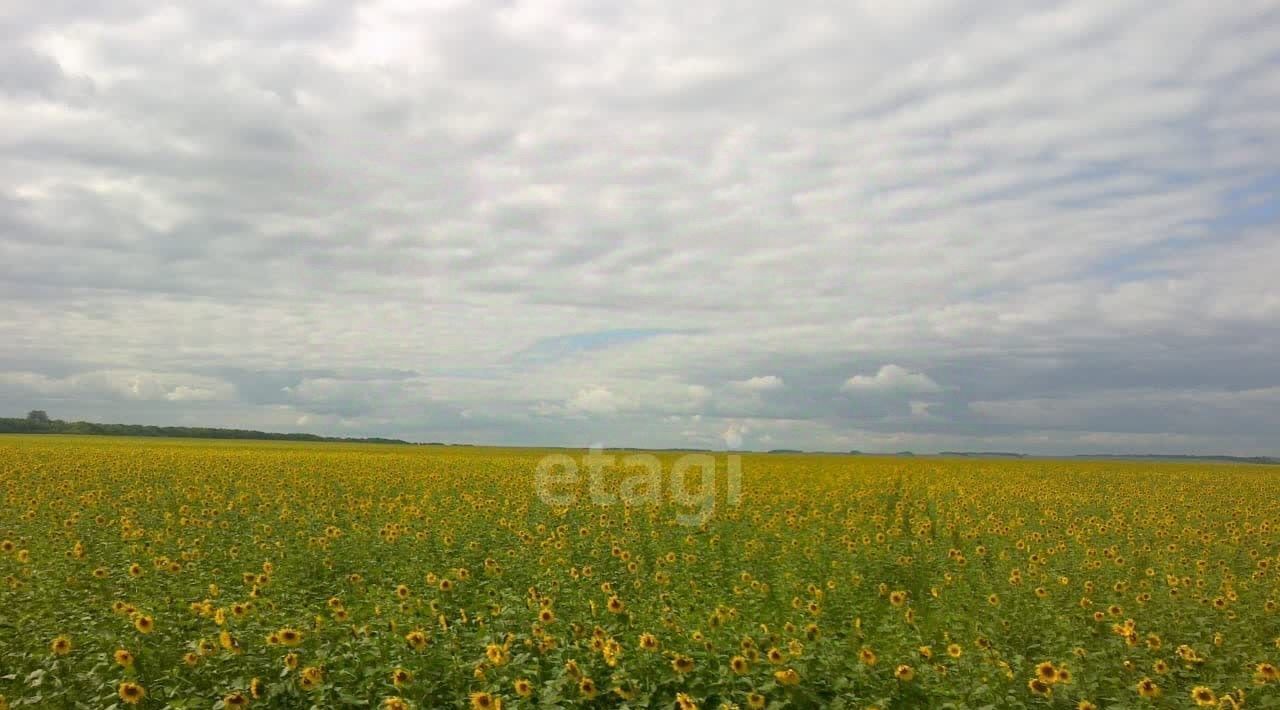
(0, 435, 1276, 707)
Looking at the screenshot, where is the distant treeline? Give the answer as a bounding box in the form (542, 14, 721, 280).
(4, 413, 1277, 461)
(0, 413, 411, 445)
(924, 450, 1277, 464)
(1070, 453, 1280, 465)
(938, 451, 1029, 458)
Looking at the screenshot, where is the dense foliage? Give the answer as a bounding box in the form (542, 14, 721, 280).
(0, 415, 411, 445)
(0, 436, 1277, 709)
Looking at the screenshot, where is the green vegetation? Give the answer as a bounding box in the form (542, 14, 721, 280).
(0, 411, 410, 445)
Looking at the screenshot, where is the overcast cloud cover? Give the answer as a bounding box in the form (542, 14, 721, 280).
(2, 0, 1278, 454)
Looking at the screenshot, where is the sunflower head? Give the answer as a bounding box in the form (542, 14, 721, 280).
(392, 668, 412, 687)
(1027, 678, 1052, 697)
(577, 677, 597, 699)
(1035, 661, 1057, 682)
(50, 636, 72, 656)
(1137, 678, 1161, 699)
(118, 682, 146, 705)
(774, 668, 800, 686)
(133, 615, 154, 634)
(672, 654, 695, 674)
(1190, 686, 1216, 707)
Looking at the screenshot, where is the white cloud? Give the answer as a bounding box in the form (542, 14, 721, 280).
(0, 370, 234, 403)
(908, 400, 938, 421)
(164, 385, 224, 402)
(841, 365, 941, 394)
(968, 387, 1280, 433)
(732, 375, 784, 391)
(566, 385, 621, 415)
(722, 421, 749, 449)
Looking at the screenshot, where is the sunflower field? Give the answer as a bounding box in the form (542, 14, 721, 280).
(1, 435, 1278, 709)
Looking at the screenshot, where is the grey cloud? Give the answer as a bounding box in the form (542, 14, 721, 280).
(1, 0, 1278, 453)
(0, 46, 66, 98)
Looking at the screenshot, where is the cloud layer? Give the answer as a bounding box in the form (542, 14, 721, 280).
(1, 0, 1278, 453)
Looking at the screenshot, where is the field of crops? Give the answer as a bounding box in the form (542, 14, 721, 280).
(0, 435, 1277, 709)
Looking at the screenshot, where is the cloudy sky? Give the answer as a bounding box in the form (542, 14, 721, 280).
(2, 0, 1278, 454)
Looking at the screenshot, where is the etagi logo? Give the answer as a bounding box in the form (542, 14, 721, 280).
(534, 447, 742, 526)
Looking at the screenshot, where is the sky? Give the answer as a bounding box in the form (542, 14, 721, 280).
(1, 0, 1278, 454)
